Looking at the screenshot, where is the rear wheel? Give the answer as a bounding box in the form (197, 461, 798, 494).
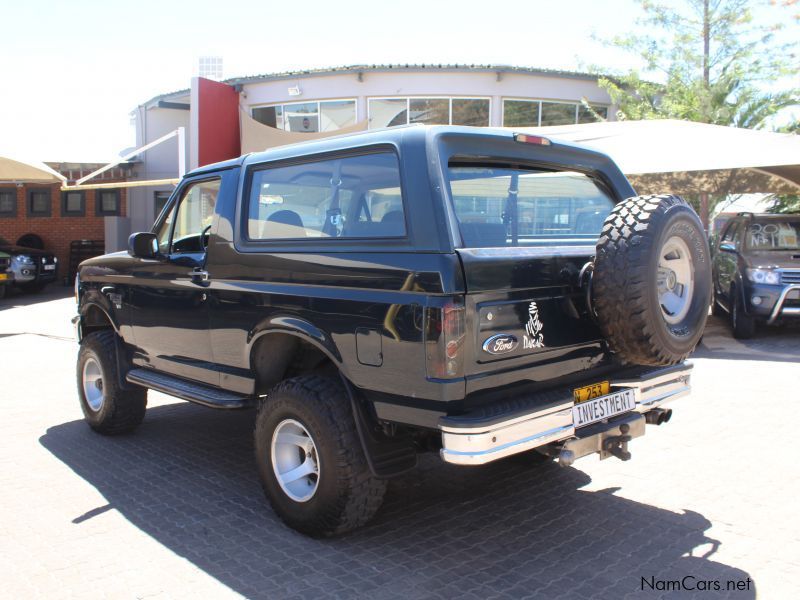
(77, 331, 147, 434)
(593, 195, 711, 365)
(731, 288, 756, 339)
(254, 375, 387, 537)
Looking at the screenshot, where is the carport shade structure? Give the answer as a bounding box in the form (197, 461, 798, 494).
(514, 119, 800, 196)
(0, 156, 67, 183)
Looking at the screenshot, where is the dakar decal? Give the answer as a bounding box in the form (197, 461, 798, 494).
(523, 301, 545, 349)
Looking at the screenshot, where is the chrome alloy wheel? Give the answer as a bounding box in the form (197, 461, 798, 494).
(82, 357, 105, 412)
(271, 419, 320, 502)
(657, 236, 695, 325)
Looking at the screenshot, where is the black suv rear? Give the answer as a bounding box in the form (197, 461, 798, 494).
(712, 212, 800, 338)
(73, 126, 710, 536)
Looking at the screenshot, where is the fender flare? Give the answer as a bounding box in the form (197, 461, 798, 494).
(245, 315, 342, 369)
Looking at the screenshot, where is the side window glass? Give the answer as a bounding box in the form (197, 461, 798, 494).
(247, 152, 405, 240)
(168, 179, 220, 254)
(721, 221, 738, 243)
(155, 204, 175, 254)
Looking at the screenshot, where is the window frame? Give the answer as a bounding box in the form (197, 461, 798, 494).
(502, 97, 610, 127)
(443, 156, 620, 248)
(251, 98, 358, 133)
(27, 188, 52, 217)
(95, 189, 121, 216)
(0, 187, 17, 218)
(156, 176, 221, 256)
(61, 190, 86, 217)
(236, 145, 413, 253)
(367, 96, 492, 128)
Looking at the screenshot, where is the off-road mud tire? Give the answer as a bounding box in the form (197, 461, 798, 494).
(594, 194, 711, 365)
(255, 375, 387, 537)
(77, 331, 147, 434)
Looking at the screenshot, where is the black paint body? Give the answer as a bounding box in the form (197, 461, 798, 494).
(76, 126, 637, 428)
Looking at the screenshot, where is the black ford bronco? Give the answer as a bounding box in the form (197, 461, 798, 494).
(73, 126, 710, 536)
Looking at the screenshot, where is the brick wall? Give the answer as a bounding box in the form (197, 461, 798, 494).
(0, 184, 127, 285)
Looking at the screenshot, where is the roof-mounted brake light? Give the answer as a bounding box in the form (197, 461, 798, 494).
(514, 133, 552, 146)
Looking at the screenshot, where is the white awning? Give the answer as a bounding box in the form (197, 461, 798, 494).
(0, 156, 67, 183)
(513, 119, 800, 195)
(240, 109, 368, 154)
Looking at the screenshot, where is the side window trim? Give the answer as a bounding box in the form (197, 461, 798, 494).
(156, 175, 221, 256)
(242, 147, 408, 243)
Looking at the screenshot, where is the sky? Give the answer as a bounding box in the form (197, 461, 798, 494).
(0, 0, 796, 162)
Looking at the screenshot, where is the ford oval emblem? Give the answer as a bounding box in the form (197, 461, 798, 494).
(482, 334, 519, 355)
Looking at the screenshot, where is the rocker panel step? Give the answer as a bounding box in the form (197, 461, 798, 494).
(126, 368, 254, 409)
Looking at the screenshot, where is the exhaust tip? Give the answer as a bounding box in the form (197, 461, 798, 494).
(645, 408, 671, 425)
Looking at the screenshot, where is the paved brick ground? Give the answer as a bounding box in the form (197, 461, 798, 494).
(1, 286, 798, 599)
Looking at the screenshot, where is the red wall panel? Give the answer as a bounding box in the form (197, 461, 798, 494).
(197, 78, 241, 167)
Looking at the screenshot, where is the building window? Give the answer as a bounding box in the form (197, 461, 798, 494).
(96, 189, 121, 216)
(61, 190, 85, 217)
(452, 98, 490, 126)
(154, 191, 171, 219)
(368, 97, 491, 129)
(503, 100, 540, 127)
(578, 104, 608, 123)
(0, 188, 16, 217)
(540, 102, 577, 126)
(252, 99, 357, 133)
(27, 189, 52, 217)
(503, 99, 609, 127)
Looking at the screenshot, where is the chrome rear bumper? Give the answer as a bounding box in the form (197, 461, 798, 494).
(439, 363, 691, 466)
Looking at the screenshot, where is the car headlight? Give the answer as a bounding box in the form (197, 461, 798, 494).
(14, 254, 33, 264)
(746, 268, 780, 285)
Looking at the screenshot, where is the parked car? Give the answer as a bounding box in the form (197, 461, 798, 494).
(0, 236, 58, 293)
(711, 212, 800, 338)
(0, 251, 12, 299)
(73, 126, 710, 536)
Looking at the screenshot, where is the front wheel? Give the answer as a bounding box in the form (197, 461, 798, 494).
(77, 331, 147, 434)
(254, 375, 387, 537)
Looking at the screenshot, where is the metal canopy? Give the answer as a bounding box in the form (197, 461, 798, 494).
(514, 119, 800, 195)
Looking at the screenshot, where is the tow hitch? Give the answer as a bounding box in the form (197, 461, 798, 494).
(601, 423, 632, 461)
(554, 414, 646, 467)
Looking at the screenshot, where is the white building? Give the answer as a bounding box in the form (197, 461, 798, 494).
(120, 64, 616, 245)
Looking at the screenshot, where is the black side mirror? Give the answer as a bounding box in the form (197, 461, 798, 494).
(719, 242, 736, 253)
(128, 232, 161, 259)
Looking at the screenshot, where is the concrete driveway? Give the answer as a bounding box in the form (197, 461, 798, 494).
(1, 286, 798, 599)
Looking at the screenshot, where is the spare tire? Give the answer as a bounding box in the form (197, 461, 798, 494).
(593, 194, 711, 366)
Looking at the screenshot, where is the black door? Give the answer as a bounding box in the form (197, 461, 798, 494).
(128, 176, 221, 386)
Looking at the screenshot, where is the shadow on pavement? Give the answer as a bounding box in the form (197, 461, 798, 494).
(40, 403, 755, 599)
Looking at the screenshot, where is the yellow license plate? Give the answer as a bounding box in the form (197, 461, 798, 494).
(573, 381, 610, 403)
(0, 273, 8, 281)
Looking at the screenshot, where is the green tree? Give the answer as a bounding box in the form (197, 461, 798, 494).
(599, 0, 799, 128)
(594, 0, 799, 224)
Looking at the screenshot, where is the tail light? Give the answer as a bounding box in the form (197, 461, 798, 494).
(425, 299, 466, 379)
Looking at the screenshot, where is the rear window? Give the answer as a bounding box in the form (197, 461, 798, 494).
(745, 220, 800, 251)
(246, 152, 405, 240)
(447, 164, 615, 248)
